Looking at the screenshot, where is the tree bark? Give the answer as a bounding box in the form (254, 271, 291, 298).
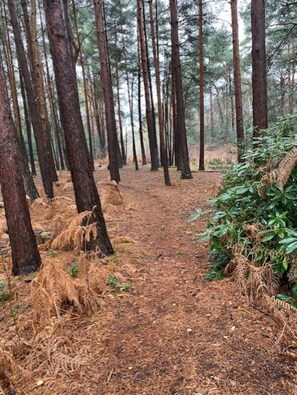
(40, 12, 66, 171)
(44, 0, 114, 255)
(122, 33, 139, 170)
(137, 40, 147, 165)
(22, 0, 58, 182)
(0, 9, 39, 199)
(198, 0, 205, 171)
(169, 0, 192, 179)
(0, 64, 41, 275)
(19, 74, 37, 176)
(72, 0, 94, 170)
(231, 0, 244, 162)
(137, 0, 159, 171)
(94, 0, 120, 182)
(149, 0, 171, 186)
(115, 31, 127, 166)
(8, 0, 54, 198)
(251, 0, 268, 137)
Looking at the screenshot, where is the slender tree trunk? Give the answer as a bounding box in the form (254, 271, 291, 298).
(94, 0, 120, 182)
(171, 69, 179, 168)
(143, 1, 158, 162)
(94, 92, 107, 158)
(0, 11, 39, 199)
(22, 0, 58, 182)
(0, 64, 41, 275)
(251, 0, 268, 137)
(72, 0, 94, 170)
(131, 78, 139, 171)
(41, 15, 66, 171)
(280, 70, 285, 116)
(169, 0, 192, 179)
(137, 40, 147, 165)
(44, 0, 114, 255)
(137, 0, 159, 171)
(231, 0, 244, 161)
(210, 87, 214, 143)
(8, 0, 54, 198)
(288, 41, 294, 115)
(114, 31, 127, 166)
(19, 74, 37, 175)
(1, 2, 36, 178)
(149, 0, 171, 186)
(198, 0, 205, 171)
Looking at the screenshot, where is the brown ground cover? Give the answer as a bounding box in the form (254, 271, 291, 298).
(0, 165, 296, 394)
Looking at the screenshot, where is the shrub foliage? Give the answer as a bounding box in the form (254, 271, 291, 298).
(197, 116, 297, 305)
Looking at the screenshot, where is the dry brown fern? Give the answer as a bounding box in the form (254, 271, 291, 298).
(24, 320, 94, 379)
(226, 251, 297, 349)
(0, 344, 18, 393)
(243, 223, 263, 245)
(97, 180, 124, 211)
(79, 257, 113, 294)
(30, 260, 97, 322)
(288, 258, 297, 285)
(51, 211, 97, 252)
(259, 145, 297, 196)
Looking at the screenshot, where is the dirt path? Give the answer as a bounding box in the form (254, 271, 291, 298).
(79, 166, 295, 395)
(1, 165, 296, 394)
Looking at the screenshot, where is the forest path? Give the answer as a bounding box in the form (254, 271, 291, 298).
(87, 166, 295, 395)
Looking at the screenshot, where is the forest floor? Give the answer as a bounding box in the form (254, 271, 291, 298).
(0, 163, 296, 395)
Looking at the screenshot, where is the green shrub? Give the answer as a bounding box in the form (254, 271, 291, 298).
(194, 115, 297, 302)
(107, 275, 131, 292)
(69, 259, 79, 278)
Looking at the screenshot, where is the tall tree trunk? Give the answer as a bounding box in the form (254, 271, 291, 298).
(137, 40, 147, 165)
(251, 0, 268, 137)
(0, 9, 39, 199)
(114, 31, 127, 166)
(19, 73, 37, 176)
(22, 0, 58, 183)
(198, 0, 205, 171)
(130, 78, 139, 171)
(169, 0, 192, 179)
(0, 64, 41, 275)
(143, 1, 158, 161)
(137, 0, 159, 171)
(231, 0, 244, 161)
(7, 0, 54, 198)
(40, 14, 66, 171)
(72, 0, 94, 170)
(210, 87, 214, 143)
(171, 69, 179, 168)
(94, 91, 107, 158)
(149, 0, 171, 186)
(93, 0, 120, 182)
(44, 0, 114, 255)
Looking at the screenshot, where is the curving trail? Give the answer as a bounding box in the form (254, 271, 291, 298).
(19, 165, 295, 395)
(83, 166, 295, 395)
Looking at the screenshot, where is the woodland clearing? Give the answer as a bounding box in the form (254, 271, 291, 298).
(0, 164, 296, 395)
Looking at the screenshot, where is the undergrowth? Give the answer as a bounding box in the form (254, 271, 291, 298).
(193, 115, 297, 306)
(0, 280, 9, 302)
